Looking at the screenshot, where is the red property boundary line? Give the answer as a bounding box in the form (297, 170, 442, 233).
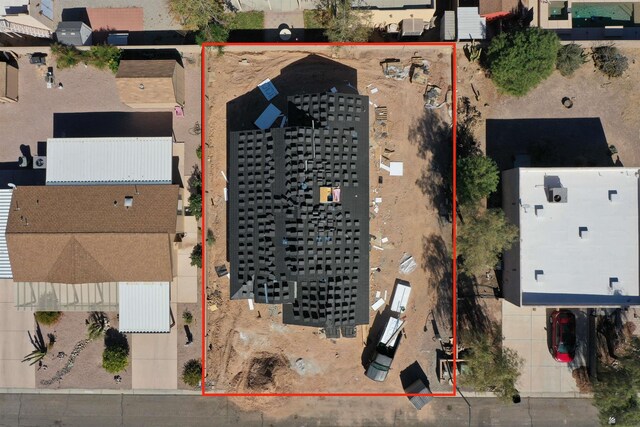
(199, 42, 457, 397)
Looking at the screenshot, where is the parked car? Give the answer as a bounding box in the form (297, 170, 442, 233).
(365, 317, 404, 382)
(549, 310, 576, 362)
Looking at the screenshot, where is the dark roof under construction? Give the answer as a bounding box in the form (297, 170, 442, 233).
(229, 92, 370, 338)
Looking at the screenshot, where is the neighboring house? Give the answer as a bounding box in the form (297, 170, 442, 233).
(54, 20, 92, 45)
(116, 60, 185, 109)
(229, 92, 370, 339)
(1, 136, 185, 333)
(457, 7, 487, 40)
(0, 2, 52, 40)
(0, 61, 18, 103)
(538, 0, 640, 40)
(502, 167, 640, 307)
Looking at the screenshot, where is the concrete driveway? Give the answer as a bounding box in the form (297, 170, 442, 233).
(0, 279, 35, 388)
(130, 303, 178, 390)
(502, 301, 588, 395)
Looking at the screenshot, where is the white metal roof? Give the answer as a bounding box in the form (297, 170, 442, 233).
(457, 7, 486, 40)
(46, 137, 173, 185)
(0, 189, 12, 278)
(118, 282, 170, 333)
(516, 168, 640, 299)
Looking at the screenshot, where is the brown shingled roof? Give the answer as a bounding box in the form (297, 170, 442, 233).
(479, 0, 523, 16)
(6, 185, 178, 234)
(6, 185, 178, 283)
(115, 60, 184, 107)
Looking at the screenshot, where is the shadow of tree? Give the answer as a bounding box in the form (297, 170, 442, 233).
(408, 110, 453, 223)
(421, 234, 452, 332)
(457, 273, 493, 336)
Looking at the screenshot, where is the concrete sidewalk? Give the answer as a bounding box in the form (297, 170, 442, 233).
(0, 281, 35, 389)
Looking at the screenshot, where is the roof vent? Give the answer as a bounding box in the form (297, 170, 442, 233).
(124, 196, 133, 208)
(548, 187, 568, 203)
(535, 270, 544, 283)
(139, 83, 144, 90)
(608, 190, 619, 202)
(535, 205, 544, 217)
(609, 277, 619, 288)
(579, 226, 589, 239)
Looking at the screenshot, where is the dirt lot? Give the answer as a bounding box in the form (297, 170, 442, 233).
(204, 46, 454, 399)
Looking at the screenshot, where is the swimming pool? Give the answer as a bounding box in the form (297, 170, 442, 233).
(572, 2, 639, 27)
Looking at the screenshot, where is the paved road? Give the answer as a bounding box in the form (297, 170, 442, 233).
(0, 394, 599, 427)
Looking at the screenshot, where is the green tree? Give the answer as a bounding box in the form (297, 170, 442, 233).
(86, 312, 109, 340)
(87, 44, 122, 73)
(486, 27, 560, 96)
(169, 0, 225, 31)
(35, 311, 62, 325)
(457, 209, 518, 276)
(556, 43, 587, 77)
(182, 359, 202, 387)
(317, 0, 372, 42)
(462, 325, 524, 402)
(196, 23, 230, 44)
(50, 43, 83, 69)
(102, 329, 129, 374)
(190, 243, 202, 268)
(592, 45, 628, 78)
(457, 155, 499, 206)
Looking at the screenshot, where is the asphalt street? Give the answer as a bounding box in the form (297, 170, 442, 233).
(0, 394, 599, 427)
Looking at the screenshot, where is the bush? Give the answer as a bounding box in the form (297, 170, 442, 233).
(87, 44, 122, 73)
(486, 27, 560, 96)
(50, 43, 83, 69)
(182, 359, 202, 387)
(592, 45, 628, 78)
(457, 155, 499, 206)
(196, 145, 202, 159)
(102, 329, 129, 374)
(461, 325, 524, 402)
(457, 209, 518, 277)
(206, 228, 215, 246)
(556, 43, 587, 77)
(190, 243, 202, 268)
(35, 311, 62, 325)
(196, 24, 229, 44)
(183, 310, 193, 324)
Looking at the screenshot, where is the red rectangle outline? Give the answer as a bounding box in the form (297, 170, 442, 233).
(199, 42, 457, 397)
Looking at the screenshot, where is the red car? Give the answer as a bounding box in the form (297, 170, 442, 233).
(549, 310, 576, 362)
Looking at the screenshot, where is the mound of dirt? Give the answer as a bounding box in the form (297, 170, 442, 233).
(246, 352, 290, 391)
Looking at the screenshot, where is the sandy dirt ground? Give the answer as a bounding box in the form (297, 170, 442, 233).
(204, 46, 454, 402)
(456, 47, 640, 168)
(35, 312, 132, 390)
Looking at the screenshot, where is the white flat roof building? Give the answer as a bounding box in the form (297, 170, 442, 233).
(502, 167, 640, 307)
(46, 137, 173, 185)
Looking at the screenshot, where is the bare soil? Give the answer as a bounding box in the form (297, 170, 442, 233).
(204, 46, 454, 403)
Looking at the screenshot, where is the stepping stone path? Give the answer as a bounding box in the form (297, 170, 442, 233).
(40, 338, 91, 386)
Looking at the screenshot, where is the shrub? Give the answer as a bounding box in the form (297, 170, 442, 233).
(457, 209, 518, 277)
(50, 42, 82, 69)
(206, 229, 215, 246)
(87, 44, 122, 73)
(183, 310, 193, 324)
(188, 192, 202, 220)
(102, 329, 129, 374)
(196, 24, 230, 44)
(592, 45, 628, 78)
(196, 145, 202, 159)
(190, 244, 202, 268)
(486, 27, 560, 96)
(457, 155, 499, 206)
(556, 43, 587, 77)
(182, 359, 202, 387)
(35, 311, 62, 325)
(87, 312, 109, 340)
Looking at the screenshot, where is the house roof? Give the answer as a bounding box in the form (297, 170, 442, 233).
(116, 60, 181, 106)
(479, 0, 522, 16)
(5, 185, 178, 283)
(87, 7, 144, 32)
(45, 137, 173, 185)
(6, 185, 178, 234)
(509, 167, 640, 304)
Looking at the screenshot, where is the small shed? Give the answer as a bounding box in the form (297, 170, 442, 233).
(457, 7, 487, 40)
(116, 59, 185, 109)
(0, 62, 18, 103)
(55, 21, 93, 46)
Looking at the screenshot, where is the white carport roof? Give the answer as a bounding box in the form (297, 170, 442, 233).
(0, 189, 12, 279)
(118, 282, 170, 333)
(46, 137, 173, 185)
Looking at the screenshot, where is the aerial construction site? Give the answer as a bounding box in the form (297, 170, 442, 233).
(203, 45, 454, 397)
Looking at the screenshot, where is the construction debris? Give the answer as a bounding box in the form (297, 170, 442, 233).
(375, 106, 388, 122)
(399, 253, 418, 275)
(424, 85, 442, 108)
(381, 58, 410, 80)
(371, 298, 385, 311)
(410, 57, 430, 85)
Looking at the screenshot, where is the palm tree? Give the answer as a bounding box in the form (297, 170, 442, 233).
(87, 312, 110, 340)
